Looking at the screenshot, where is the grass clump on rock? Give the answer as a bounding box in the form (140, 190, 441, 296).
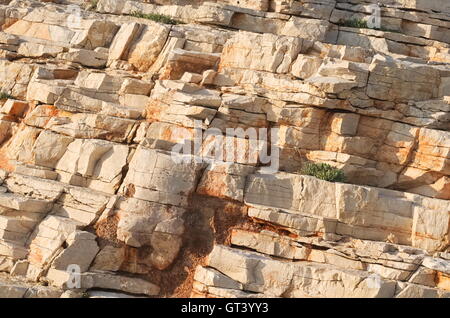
(301, 162, 346, 183)
(88, 0, 98, 11)
(0, 92, 14, 100)
(130, 11, 182, 25)
(338, 18, 399, 33)
(339, 18, 369, 29)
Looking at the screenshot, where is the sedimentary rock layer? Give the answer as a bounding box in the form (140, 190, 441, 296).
(0, 0, 448, 298)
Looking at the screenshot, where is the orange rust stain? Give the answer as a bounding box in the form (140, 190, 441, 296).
(196, 172, 228, 199)
(22, 101, 34, 117)
(53, 69, 78, 80)
(161, 125, 174, 141)
(0, 149, 14, 172)
(436, 181, 450, 200)
(124, 183, 136, 197)
(248, 217, 299, 239)
(436, 272, 450, 291)
(431, 55, 450, 63)
(43, 105, 60, 117)
(412, 232, 439, 240)
(1, 18, 18, 30)
(28, 249, 43, 265)
(146, 103, 162, 121)
(159, 64, 176, 80)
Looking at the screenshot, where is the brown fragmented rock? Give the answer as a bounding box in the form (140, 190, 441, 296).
(91, 245, 125, 272)
(0, 0, 449, 299)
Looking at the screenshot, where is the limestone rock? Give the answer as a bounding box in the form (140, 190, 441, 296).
(0, 0, 449, 299)
(281, 16, 330, 41)
(47, 269, 160, 296)
(90, 245, 125, 272)
(220, 32, 301, 74)
(205, 245, 397, 297)
(160, 48, 221, 80)
(51, 231, 99, 272)
(1, 99, 28, 117)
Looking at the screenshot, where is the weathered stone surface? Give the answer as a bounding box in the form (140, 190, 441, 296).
(0, 0, 449, 299)
(247, 207, 337, 236)
(281, 16, 330, 41)
(0, 273, 63, 298)
(160, 48, 221, 80)
(245, 172, 449, 251)
(367, 55, 441, 102)
(245, 174, 337, 218)
(422, 257, 450, 275)
(396, 283, 450, 298)
(88, 290, 146, 298)
(194, 265, 243, 290)
(0, 282, 27, 298)
(108, 22, 142, 62)
(203, 245, 397, 298)
(46, 269, 160, 296)
(1, 99, 28, 117)
(59, 49, 107, 68)
(220, 32, 301, 74)
(127, 23, 170, 72)
(90, 245, 125, 272)
(119, 147, 204, 207)
(32, 130, 74, 169)
(115, 197, 185, 270)
(54, 138, 129, 193)
(51, 231, 99, 272)
(197, 163, 255, 201)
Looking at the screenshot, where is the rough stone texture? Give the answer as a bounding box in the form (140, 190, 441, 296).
(0, 0, 448, 298)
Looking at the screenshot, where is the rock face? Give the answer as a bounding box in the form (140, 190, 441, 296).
(0, 0, 449, 298)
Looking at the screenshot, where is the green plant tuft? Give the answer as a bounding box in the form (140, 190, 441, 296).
(130, 11, 182, 25)
(338, 18, 399, 33)
(90, 0, 98, 9)
(339, 18, 369, 29)
(301, 162, 346, 183)
(0, 92, 14, 100)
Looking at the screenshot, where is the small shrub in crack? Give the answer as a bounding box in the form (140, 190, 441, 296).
(130, 11, 182, 25)
(301, 162, 346, 183)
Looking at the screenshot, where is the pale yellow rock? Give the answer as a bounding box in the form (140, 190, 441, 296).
(290, 54, 322, 79)
(127, 23, 170, 72)
(220, 32, 302, 74)
(108, 22, 142, 62)
(0, 0, 449, 299)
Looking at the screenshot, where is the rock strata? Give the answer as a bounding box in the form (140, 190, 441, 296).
(0, 0, 448, 298)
